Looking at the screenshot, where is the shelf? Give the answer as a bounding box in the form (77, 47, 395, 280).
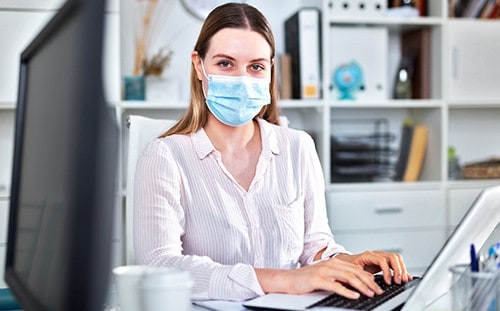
(327, 16, 443, 29)
(0, 103, 16, 110)
(328, 99, 444, 108)
(118, 100, 188, 110)
(327, 181, 442, 192)
(446, 179, 500, 190)
(280, 99, 323, 108)
(447, 101, 500, 108)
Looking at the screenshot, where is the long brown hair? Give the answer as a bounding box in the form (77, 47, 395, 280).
(162, 2, 280, 137)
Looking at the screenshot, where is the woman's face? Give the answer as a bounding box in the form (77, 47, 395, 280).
(195, 28, 273, 82)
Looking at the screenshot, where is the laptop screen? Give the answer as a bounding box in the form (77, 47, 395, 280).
(403, 185, 500, 309)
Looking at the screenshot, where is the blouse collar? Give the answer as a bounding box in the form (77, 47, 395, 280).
(191, 118, 280, 160)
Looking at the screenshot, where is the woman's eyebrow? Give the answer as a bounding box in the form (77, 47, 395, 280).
(251, 57, 271, 64)
(211, 54, 270, 64)
(211, 53, 236, 60)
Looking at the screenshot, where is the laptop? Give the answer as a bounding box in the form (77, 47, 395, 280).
(243, 185, 500, 311)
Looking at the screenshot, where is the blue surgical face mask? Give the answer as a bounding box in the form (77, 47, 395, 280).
(200, 59, 271, 127)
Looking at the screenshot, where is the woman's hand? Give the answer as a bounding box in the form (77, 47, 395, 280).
(336, 251, 413, 286)
(255, 250, 412, 300)
(256, 258, 384, 299)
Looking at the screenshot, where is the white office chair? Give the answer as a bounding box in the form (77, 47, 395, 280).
(125, 115, 176, 264)
(124, 115, 288, 264)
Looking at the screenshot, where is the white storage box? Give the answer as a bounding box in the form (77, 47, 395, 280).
(329, 26, 389, 100)
(327, 0, 387, 18)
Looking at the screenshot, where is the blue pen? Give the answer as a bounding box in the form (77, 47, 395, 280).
(488, 242, 500, 258)
(470, 244, 479, 272)
(487, 242, 500, 271)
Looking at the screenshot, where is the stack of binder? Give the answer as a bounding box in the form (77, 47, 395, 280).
(284, 8, 322, 99)
(330, 119, 396, 182)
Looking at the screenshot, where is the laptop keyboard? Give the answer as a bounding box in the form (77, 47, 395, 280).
(309, 275, 421, 310)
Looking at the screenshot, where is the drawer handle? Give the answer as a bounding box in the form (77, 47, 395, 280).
(452, 46, 459, 80)
(375, 207, 403, 214)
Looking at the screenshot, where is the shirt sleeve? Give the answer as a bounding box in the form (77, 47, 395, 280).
(297, 133, 350, 266)
(133, 139, 265, 301)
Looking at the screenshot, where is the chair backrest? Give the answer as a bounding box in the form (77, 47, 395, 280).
(125, 115, 289, 264)
(125, 115, 176, 264)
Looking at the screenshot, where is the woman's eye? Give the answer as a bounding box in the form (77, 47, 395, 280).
(217, 61, 232, 68)
(250, 64, 265, 71)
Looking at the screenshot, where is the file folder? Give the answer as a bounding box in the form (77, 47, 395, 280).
(285, 8, 322, 99)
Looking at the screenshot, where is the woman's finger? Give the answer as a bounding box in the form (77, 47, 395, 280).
(325, 258, 383, 297)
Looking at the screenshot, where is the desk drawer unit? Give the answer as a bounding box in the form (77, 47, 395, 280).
(333, 229, 445, 275)
(326, 189, 446, 274)
(327, 189, 445, 230)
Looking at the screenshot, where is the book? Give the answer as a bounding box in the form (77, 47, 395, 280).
(284, 8, 321, 99)
(484, 0, 500, 18)
(394, 120, 414, 181)
(479, 0, 498, 18)
(277, 53, 292, 99)
(401, 28, 431, 99)
(454, 0, 472, 16)
(491, 4, 500, 18)
(462, 0, 489, 17)
(403, 125, 429, 182)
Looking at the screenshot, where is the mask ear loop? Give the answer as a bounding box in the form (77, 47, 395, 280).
(198, 57, 209, 98)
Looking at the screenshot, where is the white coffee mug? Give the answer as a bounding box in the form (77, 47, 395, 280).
(112, 265, 193, 311)
(141, 267, 193, 311)
(112, 265, 149, 311)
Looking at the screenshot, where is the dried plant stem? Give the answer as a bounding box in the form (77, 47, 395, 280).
(133, 0, 159, 76)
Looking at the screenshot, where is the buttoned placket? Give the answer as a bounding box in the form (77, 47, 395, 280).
(203, 121, 279, 268)
(242, 192, 265, 267)
(212, 146, 275, 268)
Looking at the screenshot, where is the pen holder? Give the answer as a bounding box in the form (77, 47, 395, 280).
(449, 264, 499, 311)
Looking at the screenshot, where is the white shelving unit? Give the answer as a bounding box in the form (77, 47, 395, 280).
(319, 1, 500, 274)
(0, 0, 498, 275)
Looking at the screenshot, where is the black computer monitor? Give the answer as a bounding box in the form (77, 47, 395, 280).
(4, 0, 118, 310)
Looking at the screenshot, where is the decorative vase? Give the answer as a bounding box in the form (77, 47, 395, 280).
(123, 76, 145, 100)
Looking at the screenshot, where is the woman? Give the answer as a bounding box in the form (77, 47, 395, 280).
(134, 2, 412, 302)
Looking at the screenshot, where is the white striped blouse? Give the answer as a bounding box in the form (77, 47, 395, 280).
(134, 118, 347, 301)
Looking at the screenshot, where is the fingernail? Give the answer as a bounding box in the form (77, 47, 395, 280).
(396, 276, 402, 284)
(351, 292, 361, 299)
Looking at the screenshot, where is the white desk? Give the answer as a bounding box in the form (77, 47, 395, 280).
(192, 300, 247, 311)
(189, 294, 454, 311)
